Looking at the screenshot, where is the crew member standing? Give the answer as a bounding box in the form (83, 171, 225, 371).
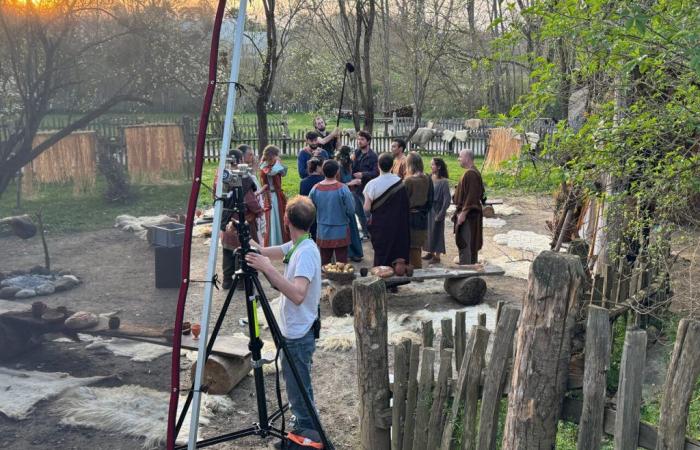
(452, 149, 484, 265)
(313, 116, 340, 159)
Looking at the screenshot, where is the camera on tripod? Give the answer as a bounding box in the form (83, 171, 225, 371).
(220, 162, 256, 257)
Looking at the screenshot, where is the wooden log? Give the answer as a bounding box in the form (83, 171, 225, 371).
(353, 277, 391, 450)
(440, 318, 454, 351)
(189, 354, 249, 395)
(614, 328, 648, 450)
(401, 343, 421, 450)
(656, 319, 700, 450)
(392, 339, 411, 450)
(329, 285, 354, 316)
(454, 311, 466, 374)
(477, 313, 486, 327)
(495, 300, 504, 325)
(476, 305, 520, 450)
(412, 347, 435, 450)
(427, 349, 453, 449)
(422, 320, 434, 347)
(439, 325, 489, 450)
(502, 251, 584, 449)
(444, 277, 487, 305)
(577, 306, 612, 450)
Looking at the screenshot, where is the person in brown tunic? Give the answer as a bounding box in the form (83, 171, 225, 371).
(390, 138, 408, 179)
(452, 149, 484, 265)
(403, 152, 433, 268)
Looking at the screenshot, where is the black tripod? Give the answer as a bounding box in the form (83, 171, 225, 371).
(174, 173, 333, 449)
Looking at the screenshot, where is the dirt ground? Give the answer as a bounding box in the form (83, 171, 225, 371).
(3, 193, 688, 449)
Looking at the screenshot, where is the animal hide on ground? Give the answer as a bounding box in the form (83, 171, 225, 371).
(0, 368, 107, 420)
(52, 385, 234, 449)
(493, 204, 522, 216)
(493, 230, 551, 254)
(78, 334, 171, 362)
(114, 215, 175, 239)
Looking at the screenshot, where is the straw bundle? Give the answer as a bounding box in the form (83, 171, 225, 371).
(23, 131, 97, 196)
(124, 125, 184, 182)
(483, 127, 522, 170)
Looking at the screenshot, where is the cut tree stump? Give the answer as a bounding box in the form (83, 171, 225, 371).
(189, 354, 249, 395)
(328, 285, 353, 316)
(502, 251, 584, 449)
(443, 277, 486, 305)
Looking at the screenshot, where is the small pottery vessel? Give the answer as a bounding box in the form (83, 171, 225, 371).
(191, 323, 201, 339)
(392, 258, 407, 277)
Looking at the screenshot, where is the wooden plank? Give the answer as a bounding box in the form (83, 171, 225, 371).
(577, 306, 612, 450)
(412, 347, 435, 450)
(354, 277, 391, 450)
(387, 265, 505, 283)
(401, 343, 421, 450)
(614, 328, 648, 450)
(561, 398, 700, 450)
(656, 319, 700, 450)
(181, 334, 251, 359)
(440, 318, 454, 351)
(454, 311, 466, 374)
(591, 274, 604, 306)
(392, 339, 411, 450)
(477, 313, 486, 327)
(495, 300, 504, 325)
(427, 349, 453, 449)
(503, 251, 584, 449)
(439, 325, 489, 450)
(602, 264, 613, 308)
(477, 305, 520, 450)
(422, 320, 434, 347)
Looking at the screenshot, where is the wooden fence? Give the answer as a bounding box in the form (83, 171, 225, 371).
(352, 251, 700, 450)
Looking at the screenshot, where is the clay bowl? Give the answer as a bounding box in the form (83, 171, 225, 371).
(41, 309, 66, 324)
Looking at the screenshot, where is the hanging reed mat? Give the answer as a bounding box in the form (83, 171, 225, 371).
(123, 124, 184, 182)
(483, 127, 522, 171)
(23, 131, 97, 196)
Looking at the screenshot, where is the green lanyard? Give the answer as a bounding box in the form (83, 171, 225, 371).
(282, 233, 310, 264)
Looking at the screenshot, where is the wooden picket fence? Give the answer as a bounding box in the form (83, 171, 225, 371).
(352, 251, 700, 450)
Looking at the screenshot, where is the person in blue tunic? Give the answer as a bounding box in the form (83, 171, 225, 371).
(309, 159, 356, 265)
(335, 146, 364, 262)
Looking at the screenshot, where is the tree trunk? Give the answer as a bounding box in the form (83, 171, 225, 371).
(256, 97, 269, 150)
(502, 251, 584, 449)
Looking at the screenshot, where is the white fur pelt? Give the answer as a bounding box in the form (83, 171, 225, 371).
(493, 204, 522, 216)
(114, 215, 174, 239)
(493, 230, 551, 253)
(52, 385, 234, 449)
(410, 128, 437, 148)
(79, 334, 171, 362)
(0, 368, 108, 420)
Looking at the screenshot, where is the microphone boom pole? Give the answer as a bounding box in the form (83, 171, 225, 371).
(336, 62, 355, 128)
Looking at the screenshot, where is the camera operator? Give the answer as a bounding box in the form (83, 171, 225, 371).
(244, 196, 321, 436)
(215, 148, 263, 290)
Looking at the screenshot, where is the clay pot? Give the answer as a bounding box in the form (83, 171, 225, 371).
(182, 321, 191, 335)
(360, 268, 368, 277)
(405, 264, 414, 277)
(191, 323, 201, 339)
(32, 301, 47, 319)
(392, 259, 407, 277)
(108, 316, 121, 330)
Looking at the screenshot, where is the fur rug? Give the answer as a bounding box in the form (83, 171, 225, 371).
(493, 230, 551, 253)
(52, 385, 234, 449)
(78, 334, 171, 362)
(114, 215, 174, 239)
(0, 367, 108, 420)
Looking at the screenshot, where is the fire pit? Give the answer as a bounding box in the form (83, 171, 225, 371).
(0, 267, 80, 300)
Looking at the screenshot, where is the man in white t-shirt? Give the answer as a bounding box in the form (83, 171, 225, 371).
(246, 196, 321, 433)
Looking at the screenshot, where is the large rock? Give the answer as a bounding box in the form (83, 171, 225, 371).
(15, 289, 37, 299)
(36, 283, 56, 296)
(0, 286, 21, 299)
(53, 278, 74, 292)
(444, 277, 487, 305)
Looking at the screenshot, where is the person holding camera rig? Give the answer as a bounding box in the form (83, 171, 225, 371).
(244, 196, 322, 437)
(215, 148, 263, 290)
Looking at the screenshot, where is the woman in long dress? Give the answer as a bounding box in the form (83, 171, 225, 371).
(403, 152, 433, 269)
(423, 158, 451, 264)
(335, 146, 364, 261)
(259, 145, 289, 246)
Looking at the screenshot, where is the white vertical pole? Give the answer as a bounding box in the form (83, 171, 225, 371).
(187, 1, 248, 448)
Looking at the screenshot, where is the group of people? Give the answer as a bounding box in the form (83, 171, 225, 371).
(214, 117, 485, 443)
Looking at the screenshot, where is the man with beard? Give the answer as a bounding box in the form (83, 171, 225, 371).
(346, 130, 378, 239)
(297, 131, 329, 178)
(313, 116, 340, 159)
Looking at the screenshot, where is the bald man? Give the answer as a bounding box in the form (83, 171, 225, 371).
(452, 149, 485, 264)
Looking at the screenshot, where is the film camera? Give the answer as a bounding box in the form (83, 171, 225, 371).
(220, 162, 255, 253)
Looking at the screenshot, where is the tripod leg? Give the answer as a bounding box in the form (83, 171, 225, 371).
(250, 275, 334, 450)
(243, 273, 271, 432)
(175, 273, 241, 436)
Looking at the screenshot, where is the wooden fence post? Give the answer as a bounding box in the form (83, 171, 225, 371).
(577, 306, 612, 450)
(427, 349, 453, 449)
(353, 277, 391, 450)
(412, 347, 436, 450)
(392, 339, 411, 450)
(401, 343, 421, 450)
(454, 311, 466, 373)
(422, 320, 434, 347)
(655, 319, 700, 450)
(476, 305, 520, 450)
(614, 327, 648, 450)
(440, 318, 454, 351)
(439, 325, 490, 450)
(502, 251, 584, 449)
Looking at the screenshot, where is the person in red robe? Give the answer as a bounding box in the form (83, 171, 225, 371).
(259, 145, 290, 246)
